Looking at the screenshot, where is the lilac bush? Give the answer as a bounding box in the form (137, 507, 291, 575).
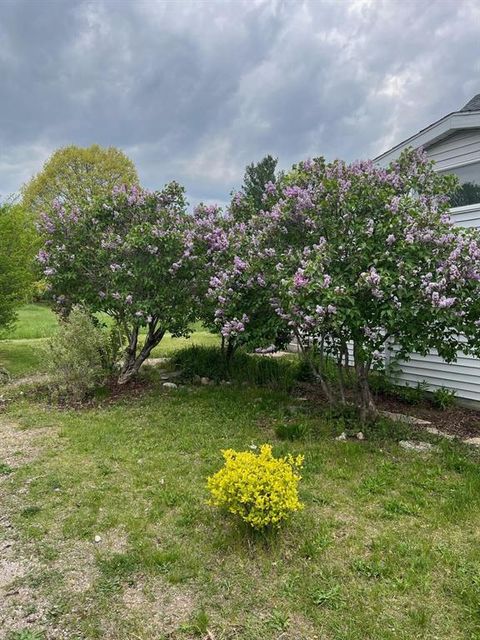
(215, 148, 480, 420)
(193, 196, 290, 359)
(37, 182, 198, 383)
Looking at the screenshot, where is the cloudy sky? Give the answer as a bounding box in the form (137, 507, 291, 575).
(1, 0, 479, 206)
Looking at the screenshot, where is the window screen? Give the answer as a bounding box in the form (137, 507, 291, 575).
(440, 161, 480, 207)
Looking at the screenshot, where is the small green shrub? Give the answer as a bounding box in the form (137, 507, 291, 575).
(431, 386, 456, 410)
(0, 462, 13, 475)
(0, 366, 10, 385)
(275, 421, 309, 441)
(207, 444, 304, 530)
(369, 371, 394, 396)
(7, 631, 46, 640)
(394, 381, 428, 405)
(44, 306, 120, 402)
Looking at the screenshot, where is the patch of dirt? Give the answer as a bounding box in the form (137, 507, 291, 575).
(0, 420, 56, 468)
(103, 377, 153, 403)
(56, 539, 100, 595)
(102, 576, 196, 638)
(0, 419, 68, 638)
(2, 372, 51, 391)
(298, 382, 480, 439)
(376, 394, 480, 439)
(0, 557, 26, 588)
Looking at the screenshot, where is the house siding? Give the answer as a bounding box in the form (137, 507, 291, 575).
(426, 128, 480, 170)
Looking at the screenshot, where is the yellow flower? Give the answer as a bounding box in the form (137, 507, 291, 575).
(207, 444, 304, 530)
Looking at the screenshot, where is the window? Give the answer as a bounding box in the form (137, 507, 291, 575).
(440, 161, 480, 208)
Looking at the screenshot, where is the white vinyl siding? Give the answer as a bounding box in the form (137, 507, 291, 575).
(426, 129, 480, 170)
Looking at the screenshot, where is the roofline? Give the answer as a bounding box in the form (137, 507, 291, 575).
(374, 110, 480, 166)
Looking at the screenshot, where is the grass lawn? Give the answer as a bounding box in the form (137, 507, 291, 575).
(4, 303, 59, 340)
(2, 381, 480, 639)
(1, 306, 480, 639)
(0, 305, 219, 379)
(0, 339, 48, 378)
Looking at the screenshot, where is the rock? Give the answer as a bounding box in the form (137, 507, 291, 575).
(200, 377, 211, 385)
(426, 426, 455, 440)
(463, 437, 480, 447)
(94, 535, 102, 543)
(162, 382, 178, 389)
(255, 344, 277, 354)
(335, 432, 347, 441)
(25, 613, 38, 623)
(356, 431, 365, 441)
(159, 370, 182, 379)
(399, 440, 437, 452)
(287, 405, 301, 414)
(144, 357, 171, 367)
(381, 411, 431, 426)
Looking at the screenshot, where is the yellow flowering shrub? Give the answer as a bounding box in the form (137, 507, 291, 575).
(207, 444, 304, 529)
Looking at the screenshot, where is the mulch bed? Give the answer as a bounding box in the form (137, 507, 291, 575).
(297, 383, 480, 439)
(376, 395, 480, 439)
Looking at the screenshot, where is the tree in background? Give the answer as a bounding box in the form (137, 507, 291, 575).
(22, 145, 139, 217)
(37, 182, 200, 384)
(233, 154, 278, 219)
(0, 201, 36, 334)
(194, 154, 288, 357)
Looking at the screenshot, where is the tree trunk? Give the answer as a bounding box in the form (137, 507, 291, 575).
(225, 337, 236, 362)
(298, 332, 335, 405)
(353, 341, 377, 423)
(117, 324, 165, 385)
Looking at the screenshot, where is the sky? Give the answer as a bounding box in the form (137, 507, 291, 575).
(0, 0, 479, 207)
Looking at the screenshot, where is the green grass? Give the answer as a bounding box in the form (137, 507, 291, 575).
(2, 310, 480, 638)
(0, 305, 219, 379)
(150, 325, 219, 356)
(4, 303, 59, 340)
(0, 339, 47, 377)
(2, 380, 480, 639)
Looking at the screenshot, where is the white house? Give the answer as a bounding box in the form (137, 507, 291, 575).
(375, 94, 480, 405)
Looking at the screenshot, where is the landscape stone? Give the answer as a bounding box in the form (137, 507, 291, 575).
(162, 382, 178, 389)
(463, 437, 480, 447)
(144, 357, 171, 367)
(399, 440, 437, 452)
(381, 411, 431, 426)
(335, 432, 347, 441)
(426, 426, 455, 440)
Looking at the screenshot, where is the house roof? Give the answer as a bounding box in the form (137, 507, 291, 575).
(460, 94, 480, 112)
(374, 94, 480, 165)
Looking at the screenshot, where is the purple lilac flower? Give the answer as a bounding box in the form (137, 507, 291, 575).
(293, 270, 309, 288)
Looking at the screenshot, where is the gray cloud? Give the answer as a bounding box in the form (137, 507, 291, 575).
(0, 0, 479, 205)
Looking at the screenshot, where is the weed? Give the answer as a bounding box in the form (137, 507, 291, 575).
(431, 386, 456, 410)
